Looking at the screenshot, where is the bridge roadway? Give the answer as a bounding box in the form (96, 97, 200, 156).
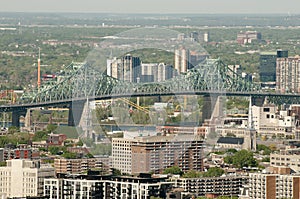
(1, 90, 300, 113)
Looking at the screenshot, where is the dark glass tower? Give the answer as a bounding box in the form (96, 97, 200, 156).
(259, 50, 288, 82)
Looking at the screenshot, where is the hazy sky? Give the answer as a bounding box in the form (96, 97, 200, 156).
(0, 0, 299, 14)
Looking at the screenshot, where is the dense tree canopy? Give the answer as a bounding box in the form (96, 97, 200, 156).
(203, 167, 224, 177)
(224, 149, 258, 168)
(163, 166, 183, 175)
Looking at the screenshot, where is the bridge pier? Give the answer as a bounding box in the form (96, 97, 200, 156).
(252, 96, 266, 106)
(68, 101, 85, 126)
(202, 95, 224, 124)
(202, 95, 217, 122)
(12, 109, 26, 127)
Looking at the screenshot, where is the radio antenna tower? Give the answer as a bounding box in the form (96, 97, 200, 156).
(37, 48, 41, 91)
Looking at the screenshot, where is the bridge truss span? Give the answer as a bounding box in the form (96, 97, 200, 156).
(19, 59, 262, 105)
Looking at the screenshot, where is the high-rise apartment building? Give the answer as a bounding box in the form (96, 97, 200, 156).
(140, 63, 174, 82)
(112, 138, 133, 174)
(112, 134, 204, 174)
(276, 55, 300, 93)
(174, 48, 190, 74)
(247, 167, 300, 199)
(107, 55, 141, 82)
(0, 159, 55, 198)
(132, 134, 204, 174)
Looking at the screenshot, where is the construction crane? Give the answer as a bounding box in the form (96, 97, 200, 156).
(119, 98, 150, 114)
(0, 90, 19, 104)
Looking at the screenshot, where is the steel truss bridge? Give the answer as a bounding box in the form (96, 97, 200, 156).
(1, 59, 300, 126)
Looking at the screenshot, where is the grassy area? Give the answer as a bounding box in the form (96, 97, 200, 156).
(54, 126, 82, 139)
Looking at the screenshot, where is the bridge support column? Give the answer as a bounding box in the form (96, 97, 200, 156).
(68, 101, 85, 126)
(12, 109, 26, 127)
(202, 95, 224, 124)
(252, 96, 266, 106)
(202, 95, 217, 122)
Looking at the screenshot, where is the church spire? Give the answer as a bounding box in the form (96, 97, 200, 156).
(248, 96, 254, 130)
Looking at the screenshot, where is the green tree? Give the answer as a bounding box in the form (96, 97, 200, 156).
(111, 168, 122, 176)
(163, 166, 183, 175)
(131, 110, 150, 124)
(203, 167, 224, 177)
(226, 148, 238, 154)
(61, 152, 77, 159)
(32, 131, 48, 141)
(46, 124, 57, 133)
(261, 157, 270, 162)
(48, 146, 62, 155)
(86, 153, 94, 158)
(76, 139, 84, 146)
(8, 126, 19, 134)
(225, 149, 258, 168)
(257, 144, 272, 155)
(182, 170, 203, 178)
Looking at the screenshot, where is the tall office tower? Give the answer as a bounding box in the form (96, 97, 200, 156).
(260, 50, 288, 82)
(123, 55, 141, 82)
(0, 159, 55, 198)
(107, 55, 141, 82)
(174, 48, 190, 74)
(276, 55, 300, 93)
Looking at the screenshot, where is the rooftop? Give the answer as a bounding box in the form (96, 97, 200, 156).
(217, 137, 244, 145)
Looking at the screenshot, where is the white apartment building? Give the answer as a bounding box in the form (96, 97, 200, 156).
(112, 138, 134, 174)
(0, 159, 55, 198)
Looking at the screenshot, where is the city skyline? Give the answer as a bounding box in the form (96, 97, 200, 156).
(0, 0, 299, 14)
